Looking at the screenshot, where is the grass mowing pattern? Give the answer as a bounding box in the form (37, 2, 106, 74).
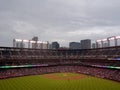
(0, 73, 120, 90)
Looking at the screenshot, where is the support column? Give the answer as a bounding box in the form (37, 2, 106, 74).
(13, 39, 16, 47)
(47, 41, 49, 49)
(107, 38, 110, 47)
(101, 41, 104, 48)
(96, 42, 99, 48)
(28, 40, 30, 48)
(21, 40, 24, 48)
(115, 38, 118, 47)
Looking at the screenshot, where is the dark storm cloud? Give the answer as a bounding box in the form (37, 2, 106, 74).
(0, 0, 120, 47)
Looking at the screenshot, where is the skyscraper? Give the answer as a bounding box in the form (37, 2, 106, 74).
(69, 42, 81, 49)
(52, 42, 60, 49)
(81, 39, 91, 49)
(92, 43, 96, 49)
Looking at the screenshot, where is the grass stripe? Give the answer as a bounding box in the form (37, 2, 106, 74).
(0, 73, 120, 90)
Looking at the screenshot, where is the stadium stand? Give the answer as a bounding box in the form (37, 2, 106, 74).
(0, 46, 120, 82)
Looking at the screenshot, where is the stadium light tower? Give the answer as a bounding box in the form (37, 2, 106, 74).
(114, 36, 117, 46)
(13, 38, 49, 49)
(101, 39, 107, 48)
(115, 36, 120, 46)
(96, 40, 102, 48)
(13, 39, 22, 47)
(108, 36, 117, 47)
(13, 39, 16, 47)
(107, 37, 110, 47)
(95, 35, 120, 48)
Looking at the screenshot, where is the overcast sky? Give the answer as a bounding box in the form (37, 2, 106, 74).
(0, 0, 120, 47)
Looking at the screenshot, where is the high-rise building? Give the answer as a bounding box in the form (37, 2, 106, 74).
(52, 42, 60, 49)
(92, 43, 96, 49)
(32, 36, 38, 41)
(81, 39, 91, 49)
(69, 42, 81, 49)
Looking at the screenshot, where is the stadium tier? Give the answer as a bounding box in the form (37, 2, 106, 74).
(0, 46, 120, 82)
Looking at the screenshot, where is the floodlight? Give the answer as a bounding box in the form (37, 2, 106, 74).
(37, 41, 42, 43)
(43, 42, 48, 44)
(30, 40, 36, 43)
(102, 39, 107, 41)
(15, 39, 22, 42)
(23, 39, 29, 42)
(116, 36, 120, 39)
(109, 37, 114, 40)
(97, 40, 101, 42)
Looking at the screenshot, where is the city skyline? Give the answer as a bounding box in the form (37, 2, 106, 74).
(0, 0, 120, 47)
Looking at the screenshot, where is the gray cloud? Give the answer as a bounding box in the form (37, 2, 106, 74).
(0, 0, 120, 47)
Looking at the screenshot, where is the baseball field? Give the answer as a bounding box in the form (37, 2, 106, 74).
(0, 73, 120, 90)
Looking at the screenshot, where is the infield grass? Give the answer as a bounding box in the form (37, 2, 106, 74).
(0, 73, 120, 90)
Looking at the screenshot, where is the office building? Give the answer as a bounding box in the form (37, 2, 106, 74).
(69, 42, 81, 49)
(92, 43, 96, 49)
(52, 42, 60, 49)
(81, 39, 91, 49)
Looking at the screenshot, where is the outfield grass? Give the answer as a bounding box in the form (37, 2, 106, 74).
(0, 73, 120, 90)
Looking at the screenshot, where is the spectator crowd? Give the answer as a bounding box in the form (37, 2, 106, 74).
(0, 65, 120, 82)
